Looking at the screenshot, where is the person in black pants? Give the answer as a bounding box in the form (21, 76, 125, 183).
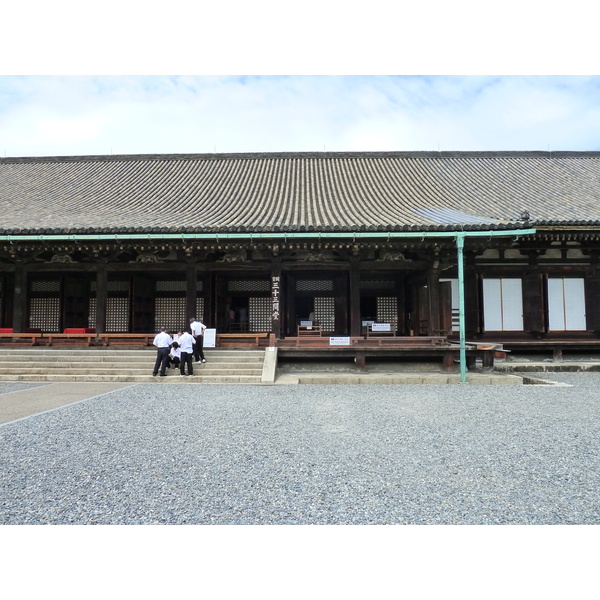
(152, 327, 173, 377)
(178, 330, 195, 376)
(189, 317, 207, 363)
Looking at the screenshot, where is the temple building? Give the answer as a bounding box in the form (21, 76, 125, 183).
(1, 150, 599, 357)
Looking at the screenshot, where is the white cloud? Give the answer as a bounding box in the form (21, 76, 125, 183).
(1, 75, 599, 157)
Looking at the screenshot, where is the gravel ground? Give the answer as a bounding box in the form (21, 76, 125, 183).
(0, 382, 48, 395)
(1, 374, 599, 525)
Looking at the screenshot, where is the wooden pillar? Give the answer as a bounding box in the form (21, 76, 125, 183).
(349, 258, 361, 337)
(12, 262, 27, 332)
(285, 271, 295, 338)
(482, 350, 495, 369)
(186, 262, 197, 321)
(464, 251, 480, 339)
(396, 273, 406, 335)
(271, 262, 282, 339)
(585, 253, 600, 333)
(427, 258, 441, 336)
(204, 272, 214, 329)
(443, 351, 455, 372)
(355, 350, 366, 370)
(95, 266, 108, 334)
(523, 251, 545, 334)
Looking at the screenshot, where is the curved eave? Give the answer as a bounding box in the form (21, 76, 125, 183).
(0, 222, 537, 237)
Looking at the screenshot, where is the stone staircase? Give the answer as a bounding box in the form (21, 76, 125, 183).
(0, 347, 269, 384)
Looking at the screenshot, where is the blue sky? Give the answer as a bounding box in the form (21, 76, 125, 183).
(1, 75, 600, 157)
(1, 2, 598, 157)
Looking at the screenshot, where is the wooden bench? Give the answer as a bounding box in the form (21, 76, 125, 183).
(278, 336, 360, 348)
(0, 332, 45, 346)
(44, 333, 97, 347)
(216, 333, 269, 347)
(365, 324, 396, 338)
(356, 335, 446, 348)
(297, 325, 322, 337)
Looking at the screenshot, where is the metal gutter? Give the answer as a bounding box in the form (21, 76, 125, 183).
(0, 229, 535, 242)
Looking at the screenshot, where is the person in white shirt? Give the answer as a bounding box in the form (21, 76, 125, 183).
(189, 317, 207, 363)
(178, 329, 196, 376)
(152, 327, 173, 377)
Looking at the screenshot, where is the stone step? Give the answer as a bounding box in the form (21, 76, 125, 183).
(0, 358, 263, 367)
(0, 367, 263, 376)
(0, 351, 263, 361)
(0, 348, 267, 383)
(0, 374, 263, 384)
(0, 349, 264, 357)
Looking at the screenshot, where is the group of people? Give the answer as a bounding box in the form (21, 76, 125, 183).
(152, 318, 207, 377)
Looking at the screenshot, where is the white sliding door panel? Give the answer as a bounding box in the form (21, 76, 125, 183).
(483, 279, 502, 331)
(547, 278, 564, 330)
(548, 278, 586, 331)
(483, 278, 523, 331)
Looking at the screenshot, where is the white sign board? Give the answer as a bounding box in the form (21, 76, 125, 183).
(372, 323, 391, 332)
(329, 336, 351, 346)
(204, 328, 217, 348)
(300, 321, 313, 328)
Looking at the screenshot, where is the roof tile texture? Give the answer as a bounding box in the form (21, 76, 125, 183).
(1, 151, 600, 234)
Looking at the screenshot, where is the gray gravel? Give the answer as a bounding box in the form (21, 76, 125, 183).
(1, 375, 599, 525)
(0, 382, 48, 395)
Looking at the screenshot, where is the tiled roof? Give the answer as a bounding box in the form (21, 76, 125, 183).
(1, 151, 600, 235)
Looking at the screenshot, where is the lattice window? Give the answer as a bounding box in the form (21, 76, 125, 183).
(361, 279, 396, 290)
(197, 280, 204, 292)
(31, 280, 60, 293)
(315, 297, 335, 332)
(296, 280, 334, 292)
(88, 298, 97, 329)
(107, 280, 129, 292)
(106, 297, 129, 332)
(29, 298, 60, 332)
(155, 297, 187, 332)
(228, 279, 270, 292)
(249, 297, 271, 331)
(156, 280, 187, 292)
(195, 297, 205, 322)
(377, 297, 398, 331)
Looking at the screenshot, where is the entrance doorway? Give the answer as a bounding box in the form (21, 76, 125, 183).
(285, 272, 348, 336)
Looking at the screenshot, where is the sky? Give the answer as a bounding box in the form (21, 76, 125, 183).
(2, 2, 599, 158)
(2, 75, 600, 157)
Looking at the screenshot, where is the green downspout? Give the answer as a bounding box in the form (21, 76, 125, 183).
(456, 235, 467, 382)
(0, 227, 536, 382)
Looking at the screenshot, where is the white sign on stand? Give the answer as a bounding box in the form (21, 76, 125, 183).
(204, 328, 217, 348)
(371, 323, 391, 332)
(329, 336, 351, 346)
